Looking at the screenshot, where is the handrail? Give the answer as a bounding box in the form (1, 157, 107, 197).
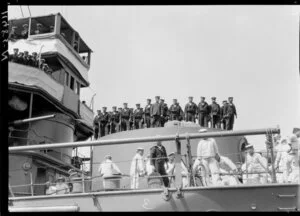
(9, 127, 280, 153)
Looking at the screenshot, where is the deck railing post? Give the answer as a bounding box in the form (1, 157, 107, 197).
(29, 172, 34, 196)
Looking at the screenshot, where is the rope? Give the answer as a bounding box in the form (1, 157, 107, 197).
(27, 6, 32, 17)
(19, 6, 24, 18)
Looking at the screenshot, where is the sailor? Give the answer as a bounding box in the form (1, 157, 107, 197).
(195, 129, 222, 186)
(99, 107, 109, 137)
(120, 103, 131, 131)
(216, 155, 240, 185)
(30, 52, 38, 67)
(273, 138, 290, 183)
(150, 140, 169, 187)
(244, 144, 268, 184)
(144, 99, 152, 128)
(73, 41, 79, 51)
(17, 52, 25, 64)
(39, 58, 46, 70)
(8, 26, 18, 40)
(164, 152, 189, 188)
(98, 155, 122, 188)
(210, 97, 221, 129)
(184, 96, 197, 123)
(20, 23, 29, 39)
(220, 100, 228, 130)
(145, 154, 154, 175)
(169, 99, 183, 121)
(109, 106, 120, 133)
(284, 135, 299, 183)
(45, 181, 57, 195)
(150, 96, 162, 128)
(10, 48, 19, 63)
(224, 97, 237, 130)
(130, 147, 146, 189)
(160, 98, 169, 127)
(93, 110, 101, 140)
(133, 104, 144, 129)
(34, 23, 45, 35)
(55, 176, 69, 195)
(197, 97, 210, 127)
(42, 63, 51, 74)
(49, 25, 55, 33)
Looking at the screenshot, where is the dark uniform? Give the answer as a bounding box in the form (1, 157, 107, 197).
(184, 97, 197, 122)
(197, 97, 209, 127)
(34, 23, 46, 35)
(23, 51, 30, 65)
(30, 52, 38, 67)
(120, 103, 131, 131)
(220, 100, 227, 130)
(133, 104, 144, 129)
(8, 26, 18, 40)
(17, 52, 24, 64)
(160, 99, 168, 127)
(224, 97, 237, 130)
(99, 107, 109, 137)
(150, 96, 162, 128)
(169, 99, 183, 121)
(109, 107, 121, 134)
(150, 143, 169, 187)
(210, 97, 221, 129)
(93, 111, 101, 140)
(20, 24, 29, 39)
(10, 48, 19, 63)
(144, 99, 152, 128)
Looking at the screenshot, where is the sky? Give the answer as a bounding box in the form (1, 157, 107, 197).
(8, 6, 300, 153)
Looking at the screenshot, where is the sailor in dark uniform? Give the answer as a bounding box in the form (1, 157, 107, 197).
(197, 96, 209, 127)
(23, 51, 30, 65)
(144, 99, 152, 128)
(120, 103, 131, 131)
(132, 104, 144, 129)
(17, 52, 24, 64)
(150, 140, 169, 187)
(184, 96, 197, 122)
(34, 23, 45, 35)
(20, 24, 29, 39)
(109, 106, 120, 134)
(220, 100, 228, 130)
(210, 97, 221, 129)
(224, 97, 237, 130)
(150, 96, 162, 128)
(8, 26, 18, 41)
(169, 99, 183, 121)
(10, 48, 19, 62)
(99, 107, 109, 137)
(30, 52, 38, 67)
(93, 110, 101, 140)
(160, 98, 168, 127)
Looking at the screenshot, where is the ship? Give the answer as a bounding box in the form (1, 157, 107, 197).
(8, 13, 299, 212)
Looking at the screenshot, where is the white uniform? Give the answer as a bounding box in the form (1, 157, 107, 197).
(218, 156, 240, 186)
(196, 138, 221, 186)
(164, 160, 189, 188)
(245, 153, 268, 184)
(46, 185, 57, 195)
(145, 159, 154, 176)
(284, 137, 299, 183)
(130, 153, 145, 189)
(55, 182, 69, 195)
(98, 159, 122, 188)
(274, 143, 290, 183)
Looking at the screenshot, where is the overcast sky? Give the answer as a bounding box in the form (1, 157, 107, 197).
(8, 6, 300, 151)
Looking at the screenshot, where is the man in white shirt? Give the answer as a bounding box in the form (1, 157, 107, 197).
(195, 129, 221, 186)
(284, 135, 299, 183)
(130, 147, 146, 189)
(216, 155, 240, 185)
(55, 177, 69, 195)
(244, 144, 268, 184)
(98, 155, 122, 188)
(45, 181, 57, 195)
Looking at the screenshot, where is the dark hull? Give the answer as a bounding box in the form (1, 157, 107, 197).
(9, 184, 299, 211)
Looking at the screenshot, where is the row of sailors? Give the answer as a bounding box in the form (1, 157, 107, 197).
(97, 129, 299, 189)
(93, 96, 237, 139)
(8, 23, 54, 40)
(8, 48, 52, 74)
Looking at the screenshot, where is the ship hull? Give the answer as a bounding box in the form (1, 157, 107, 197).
(9, 183, 299, 212)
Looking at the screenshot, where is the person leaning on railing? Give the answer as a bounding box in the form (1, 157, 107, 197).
(55, 176, 70, 195)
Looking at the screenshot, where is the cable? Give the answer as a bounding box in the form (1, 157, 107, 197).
(27, 6, 32, 17)
(19, 6, 24, 18)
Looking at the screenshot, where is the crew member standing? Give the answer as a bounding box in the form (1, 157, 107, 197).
(224, 97, 237, 130)
(109, 106, 121, 134)
(130, 147, 145, 189)
(93, 110, 101, 140)
(150, 140, 169, 187)
(160, 98, 169, 127)
(99, 107, 109, 137)
(184, 96, 197, 122)
(98, 155, 122, 189)
(20, 24, 29, 39)
(120, 103, 131, 131)
(150, 96, 162, 128)
(133, 104, 144, 129)
(220, 100, 228, 130)
(210, 97, 221, 129)
(144, 99, 152, 128)
(197, 97, 210, 127)
(169, 99, 183, 121)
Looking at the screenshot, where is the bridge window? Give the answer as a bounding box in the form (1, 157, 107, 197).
(70, 76, 75, 91)
(29, 15, 55, 36)
(65, 71, 69, 86)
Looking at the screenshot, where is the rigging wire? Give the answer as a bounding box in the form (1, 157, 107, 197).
(27, 6, 32, 17)
(19, 6, 24, 18)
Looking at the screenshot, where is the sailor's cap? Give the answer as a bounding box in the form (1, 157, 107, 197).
(43, 63, 49, 67)
(198, 128, 207, 133)
(137, 147, 144, 151)
(118, 107, 122, 109)
(104, 155, 112, 159)
(123, 103, 128, 105)
(173, 98, 177, 101)
(112, 106, 117, 108)
(155, 96, 160, 99)
(13, 48, 19, 51)
(211, 97, 216, 100)
(201, 96, 205, 99)
(160, 98, 164, 101)
(32, 52, 37, 55)
(188, 96, 193, 99)
(40, 58, 45, 62)
(245, 143, 254, 149)
(56, 176, 65, 182)
(97, 109, 101, 112)
(147, 98, 151, 101)
(168, 152, 175, 156)
(18, 52, 24, 55)
(102, 106, 107, 109)
(12, 26, 17, 29)
(24, 51, 29, 54)
(23, 24, 28, 28)
(136, 103, 140, 106)
(228, 97, 233, 99)
(36, 23, 43, 27)
(222, 100, 227, 103)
